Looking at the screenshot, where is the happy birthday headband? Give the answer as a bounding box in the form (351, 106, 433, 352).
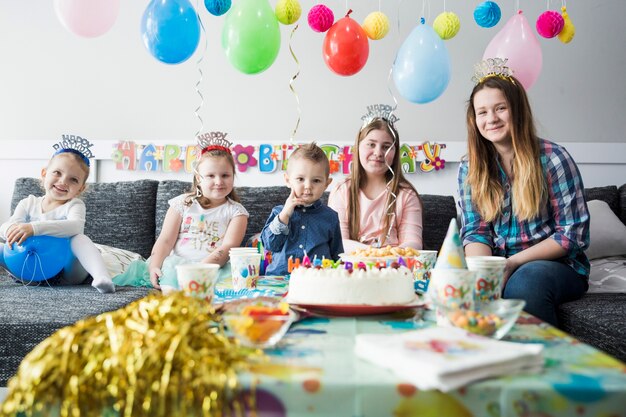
(52, 134, 94, 167)
(197, 131, 232, 155)
(360, 104, 400, 131)
(471, 58, 515, 85)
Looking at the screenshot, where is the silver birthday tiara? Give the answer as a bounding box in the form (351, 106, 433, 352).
(471, 58, 515, 85)
(197, 131, 233, 153)
(360, 104, 399, 130)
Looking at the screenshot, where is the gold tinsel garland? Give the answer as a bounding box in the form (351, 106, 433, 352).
(1, 292, 265, 417)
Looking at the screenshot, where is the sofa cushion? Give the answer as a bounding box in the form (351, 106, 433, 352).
(11, 178, 159, 259)
(619, 184, 626, 225)
(558, 293, 626, 362)
(0, 274, 153, 385)
(421, 195, 457, 251)
(584, 185, 619, 218)
(585, 200, 626, 260)
(155, 180, 192, 238)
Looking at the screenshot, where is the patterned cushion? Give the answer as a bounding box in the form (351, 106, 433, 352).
(11, 178, 159, 259)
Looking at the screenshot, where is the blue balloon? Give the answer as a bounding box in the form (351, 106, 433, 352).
(3, 236, 71, 282)
(392, 22, 451, 104)
(141, 0, 201, 65)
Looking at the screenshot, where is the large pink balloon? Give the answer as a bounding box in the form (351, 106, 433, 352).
(54, 0, 120, 38)
(483, 10, 542, 90)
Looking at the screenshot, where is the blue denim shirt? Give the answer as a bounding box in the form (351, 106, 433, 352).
(261, 200, 344, 276)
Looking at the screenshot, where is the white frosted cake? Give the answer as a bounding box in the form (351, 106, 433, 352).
(287, 265, 416, 306)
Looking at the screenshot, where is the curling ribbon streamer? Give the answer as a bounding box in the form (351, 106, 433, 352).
(194, 0, 208, 140)
(288, 24, 301, 144)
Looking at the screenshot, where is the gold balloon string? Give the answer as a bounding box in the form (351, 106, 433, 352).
(288, 24, 301, 144)
(194, 0, 208, 140)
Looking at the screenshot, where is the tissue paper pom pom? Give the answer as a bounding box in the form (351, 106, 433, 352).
(308, 4, 334, 33)
(276, 0, 301, 25)
(536, 10, 564, 38)
(204, 0, 231, 16)
(558, 7, 575, 44)
(474, 1, 501, 28)
(362, 11, 389, 40)
(433, 11, 460, 40)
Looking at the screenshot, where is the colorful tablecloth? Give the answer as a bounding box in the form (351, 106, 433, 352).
(218, 275, 626, 417)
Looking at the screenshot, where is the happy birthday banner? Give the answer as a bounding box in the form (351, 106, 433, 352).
(111, 141, 446, 175)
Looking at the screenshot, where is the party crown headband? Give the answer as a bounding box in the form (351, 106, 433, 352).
(361, 104, 400, 130)
(197, 131, 232, 154)
(52, 134, 94, 167)
(471, 58, 515, 85)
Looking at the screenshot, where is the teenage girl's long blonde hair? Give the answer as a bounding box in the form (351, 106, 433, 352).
(465, 76, 545, 222)
(345, 118, 419, 245)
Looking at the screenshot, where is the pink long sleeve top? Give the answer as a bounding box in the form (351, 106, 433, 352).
(328, 180, 423, 249)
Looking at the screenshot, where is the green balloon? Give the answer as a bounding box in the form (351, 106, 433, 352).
(222, 0, 281, 74)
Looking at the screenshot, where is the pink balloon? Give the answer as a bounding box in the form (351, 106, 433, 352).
(483, 10, 542, 90)
(54, 0, 120, 38)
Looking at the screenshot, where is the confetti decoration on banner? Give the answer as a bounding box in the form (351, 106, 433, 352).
(288, 24, 301, 144)
(194, 0, 208, 143)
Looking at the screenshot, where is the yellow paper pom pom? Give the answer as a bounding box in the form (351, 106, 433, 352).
(434, 11, 461, 40)
(363, 11, 390, 40)
(558, 7, 575, 44)
(275, 0, 301, 25)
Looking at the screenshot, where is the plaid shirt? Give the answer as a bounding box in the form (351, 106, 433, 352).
(458, 139, 590, 276)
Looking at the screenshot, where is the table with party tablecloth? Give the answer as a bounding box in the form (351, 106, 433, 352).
(214, 275, 626, 417)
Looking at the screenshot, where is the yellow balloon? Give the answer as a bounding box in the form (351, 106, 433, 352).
(558, 9, 575, 44)
(433, 11, 460, 40)
(363, 11, 390, 40)
(275, 0, 301, 25)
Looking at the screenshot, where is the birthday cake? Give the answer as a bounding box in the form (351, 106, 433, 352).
(287, 262, 416, 306)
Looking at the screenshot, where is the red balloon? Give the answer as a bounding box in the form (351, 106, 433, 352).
(322, 15, 369, 76)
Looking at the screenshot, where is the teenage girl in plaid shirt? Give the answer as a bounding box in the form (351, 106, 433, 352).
(458, 63, 590, 326)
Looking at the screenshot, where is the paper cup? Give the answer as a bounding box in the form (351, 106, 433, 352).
(428, 269, 476, 308)
(175, 263, 220, 303)
(230, 252, 262, 291)
(466, 256, 506, 302)
(428, 268, 476, 325)
(412, 250, 438, 294)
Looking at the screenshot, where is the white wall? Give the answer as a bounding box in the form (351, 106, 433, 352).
(1, 1, 625, 220)
(0, 0, 624, 143)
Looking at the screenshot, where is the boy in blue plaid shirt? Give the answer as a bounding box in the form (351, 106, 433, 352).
(459, 59, 589, 326)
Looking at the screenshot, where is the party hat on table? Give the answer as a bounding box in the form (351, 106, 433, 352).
(434, 219, 468, 270)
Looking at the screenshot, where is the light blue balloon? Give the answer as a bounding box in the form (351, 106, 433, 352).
(3, 236, 71, 282)
(141, 0, 201, 65)
(393, 22, 451, 104)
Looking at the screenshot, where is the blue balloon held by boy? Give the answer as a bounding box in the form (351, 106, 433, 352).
(3, 236, 71, 282)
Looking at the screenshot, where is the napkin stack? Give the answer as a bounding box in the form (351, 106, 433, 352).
(355, 326, 543, 392)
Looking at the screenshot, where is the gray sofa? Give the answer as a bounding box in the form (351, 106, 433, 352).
(1, 178, 624, 386)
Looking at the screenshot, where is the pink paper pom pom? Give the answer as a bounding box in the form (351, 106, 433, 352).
(308, 4, 334, 33)
(536, 10, 564, 38)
